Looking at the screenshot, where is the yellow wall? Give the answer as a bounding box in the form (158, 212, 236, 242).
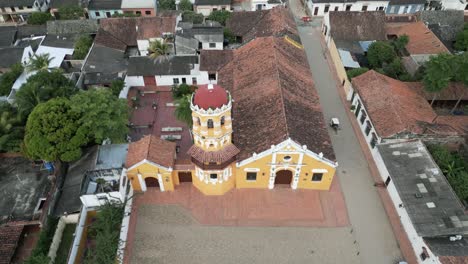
(192, 110, 232, 151)
(127, 162, 174, 192)
(328, 38, 353, 98)
(192, 165, 236, 195)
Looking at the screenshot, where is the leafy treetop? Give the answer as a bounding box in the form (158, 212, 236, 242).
(158, 0, 176, 10)
(27, 12, 52, 25)
(179, 0, 193, 11)
(0, 63, 23, 96)
(182, 10, 204, 24)
(207, 10, 232, 26)
(73, 35, 93, 60)
(367, 41, 397, 68)
(454, 23, 468, 51)
(58, 5, 85, 20)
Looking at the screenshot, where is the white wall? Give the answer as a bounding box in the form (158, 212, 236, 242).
(350, 91, 382, 152)
(194, 5, 231, 16)
(201, 41, 223, 50)
(156, 64, 212, 86)
(48, 214, 79, 262)
(125, 76, 144, 87)
(89, 9, 123, 19)
(309, 0, 389, 16)
(440, 0, 467, 10)
(251, 0, 283, 11)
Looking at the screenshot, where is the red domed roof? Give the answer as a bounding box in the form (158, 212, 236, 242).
(193, 84, 228, 110)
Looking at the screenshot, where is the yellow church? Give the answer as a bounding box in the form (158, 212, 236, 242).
(125, 36, 338, 195)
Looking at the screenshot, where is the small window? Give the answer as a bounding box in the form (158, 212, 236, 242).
(182, 77, 186, 84)
(213, 8, 218, 11)
(209, 43, 216, 48)
(106, 11, 111, 17)
(370, 133, 378, 149)
(222, 6, 226, 10)
(220, 116, 225, 126)
(173, 78, 179, 84)
(210, 173, 217, 179)
(360, 110, 367, 124)
(208, 73, 216, 80)
(246, 172, 257, 181)
(283, 156, 292, 162)
(95, 11, 100, 16)
(136, 11, 141, 15)
(122, 176, 127, 187)
(324, 5, 330, 13)
(19, 6, 24, 10)
(362, 5, 368, 11)
(313, 6, 319, 15)
(27, 6, 33, 8)
(334, 6, 339, 11)
(192, 77, 197, 85)
(346, 4, 352, 11)
(196, 117, 201, 126)
(207, 119, 214, 128)
(312, 173, 323, 182)
(378, 6, 384, 11)
(365, 121, 372, 136)
(10, 7, 15, 11)
(145, 10, 151, 15)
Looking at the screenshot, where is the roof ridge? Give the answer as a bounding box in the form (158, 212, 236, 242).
(146, 134, 153, 161)
(272, 37, 290, 140)
(380, 73, 408, 132)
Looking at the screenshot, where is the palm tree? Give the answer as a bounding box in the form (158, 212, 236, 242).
(147, 40, 170, 60)
(26, 53, 53, 72)
(175, 94, 193, 127)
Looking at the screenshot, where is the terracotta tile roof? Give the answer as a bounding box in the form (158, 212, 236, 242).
(435, 115, 468, 135)
(199, 50, 233, 72)
(218, 37, 335, 161)
(94, 28, 127, 51)
(226, 6, 298, 43)
(439, 256, 468, 264)
(0, 224, 24, 264)
(126, 135, 176, 169)
(187, 144, 240, 164)
(99, 15, 177, 47)
(352, 70, 437, 138)
(329, 11, 387, 41)
(385, 21, 449, 55)
(410, 82, 468, 101)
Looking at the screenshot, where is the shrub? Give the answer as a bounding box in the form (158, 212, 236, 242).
(158, 0, 176, 10)
(110, 79, 125, 97)
(454, 23, 468, 51)
(182, 10, 204, 24)
(27, 12, 52, 25)
(179, 0, 193, 11)
(0, 63, 23, 96)
(367, 41, 397, 68)
(73, 35, 93, 60)
(207, 10, 231, 26)
(58, 5, 84, 20)
(346, 67, 369, 80)
(172, 83, 196, 99)
(224, 28, 235, 44)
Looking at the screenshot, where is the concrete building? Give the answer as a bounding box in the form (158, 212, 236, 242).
(307, 0, 388, 16)
(175, 21, 224, 54)
(386, 0, 424, 14)
(87, 0, 123, 18)
(121, 0, 156, 16)
(0, 0, 49, 23)
(425, 0, 468, 11)
(194, 0, 231, 15)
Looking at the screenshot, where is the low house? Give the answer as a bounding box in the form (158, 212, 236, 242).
(0, 26, 17, 46)
(194, 0, 231, 15)
(375, 140, 468, 264)
(323, 11, 386, 97)
(175, 21, 224, 54)
(385, 0, 425, 14)
(125, 55, 209, 86)
(0, 46, 32, 73)
(0, 0, 49, 23)
(425, 0, 467, 11)
(121, 0, 156, 16)
(307, 0, 388, 16)
(249, 0, 285, 11)
(87, 0, 123, 19)
(417, 10, 465, 51)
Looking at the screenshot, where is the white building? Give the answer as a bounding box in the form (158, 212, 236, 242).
(426, 0, 468, 11)
(308, 0, 389, 16)
(0, 0, 49, 23)
(194, 0, 231, 15)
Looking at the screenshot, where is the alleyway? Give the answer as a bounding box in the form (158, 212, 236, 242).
(289, 3, 404, 263)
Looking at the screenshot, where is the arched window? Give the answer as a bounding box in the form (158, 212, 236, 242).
(207, 119, 213, 128)
(196, 117, 201, 126)
(220, 116, 225, 126)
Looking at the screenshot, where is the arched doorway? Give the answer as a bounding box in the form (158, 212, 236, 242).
(275, 170, 293, 185)
(145, 177, 159, 188)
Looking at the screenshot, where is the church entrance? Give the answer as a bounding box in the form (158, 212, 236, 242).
(145, 177, 159, 188)
(275, 170, 293, 185)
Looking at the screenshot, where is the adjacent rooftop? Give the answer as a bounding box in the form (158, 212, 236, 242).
(328, 11, 387, 41)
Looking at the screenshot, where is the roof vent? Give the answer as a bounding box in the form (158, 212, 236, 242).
(207, 84, 214, 90)
(415, 193, 423, 198)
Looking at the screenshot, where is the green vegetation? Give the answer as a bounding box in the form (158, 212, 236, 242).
(55, 224, 77, 264)
(179, 0, 193, 11)
(346, 67, 369, 80)
(172, 83, 196, 99)
(15, 70, 77, 119)
(0, 103, 24, 153)
(158, 0, 176, 10)
(207, 10, 231, 26)
(84, 202, 124, 264)
(175, 94, 193, 127)
(182, 10, 204, 24)
(367, 41, 397, 68)
(73, 35, 93, 60)
(26, 53, 53, 72)
(0, 63, 23, 96)
(24, 216, 59, 264)
(364, 40, 411, 81)
(110, 79, 125, 97)
(24, 89, 129, 162)
(148, 40, 170, 60)
(27, 12, 52, 25)
(454, 23, 468, 51)
(58, 5, 85, 20)
(391, 35, 409, 56)
(223, 28, 235, 44)
(428, 145, 468, 202)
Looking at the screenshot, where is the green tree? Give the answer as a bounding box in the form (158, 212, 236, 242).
(179, 0, 193, 11)
(23, 254, 51, 264)
(207, 10, 231, 26)
(58, 5, 84, 20)
(73, 35, 93, 60)
(392, 35, 409, 56)
(450, 53, 468, 113)
(148, 40, 170, 60)
(382, 57, 405, 79)
(423, 53, 454, 105)
(110, 79, 125, 97)
(27, 12, 52, 25)
(15, 70, 77, 120)
(224, 28, 235, 44)
(0, 63, 23, 96)
(69, 89, 129, 144)
(24, 98, 85, 162)
(158, 0, 176, 10)
(346, 67, 369, 80)
(0, 103, 24, 153)
(175, 94, 193, 127)
(182, 10, 204, 24)
(367, 41, 397, 68)
(454, 23, 468, 51)
(26, 53, 53, 72)
(172, 83, 196, 99)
